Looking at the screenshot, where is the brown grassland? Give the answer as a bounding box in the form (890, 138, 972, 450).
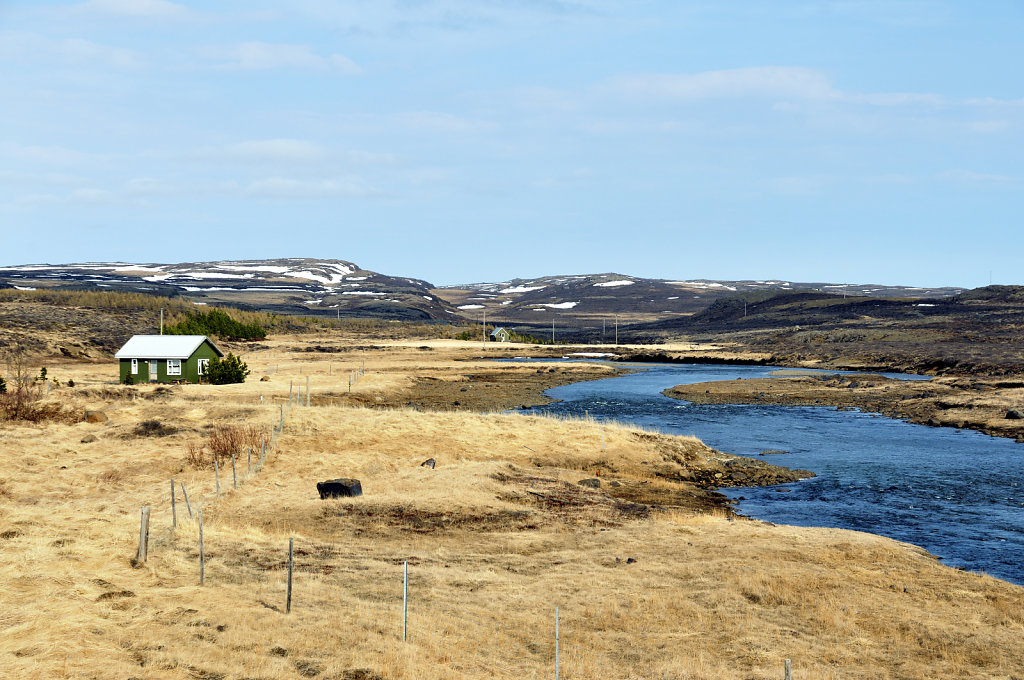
(1, 333, 1024, 679)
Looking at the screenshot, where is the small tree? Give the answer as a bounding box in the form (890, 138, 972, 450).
(206, 352, 250, 385)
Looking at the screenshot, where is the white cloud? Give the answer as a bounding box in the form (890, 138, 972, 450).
(604, 67, 838, 102)
(0, 142, 104, 166)
(75, 0, 192, 20)
(123, 177, 178, 196)
(936, 170, 1020, 187)
(396, 111, 496, 133)
(209, 42, 361, 74)
(189, 140, 398, 167)
(222, 139, 329, 163)
(0, 31, 143, 68)
(244, 177, 380, 199)
(602, 66, 944, 108)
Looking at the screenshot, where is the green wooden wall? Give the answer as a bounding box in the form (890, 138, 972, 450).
(118, 340, 223, 384)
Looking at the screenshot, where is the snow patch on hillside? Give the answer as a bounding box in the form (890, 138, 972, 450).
(669, 281, 737, 291)
(500, 285, 545, 294)
(594, 280, 634, 287)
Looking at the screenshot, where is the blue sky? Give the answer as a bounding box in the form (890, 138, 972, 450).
(1, 1, 1021, 287)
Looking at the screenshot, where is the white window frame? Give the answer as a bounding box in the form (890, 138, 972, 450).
(167, 359, 182, 376)
(131, 358, 138, 375)
(197, 358, 209, 375)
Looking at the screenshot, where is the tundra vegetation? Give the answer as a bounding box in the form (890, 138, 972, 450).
(2, 290, 1024, 677)
(0, 323, 1022, 679)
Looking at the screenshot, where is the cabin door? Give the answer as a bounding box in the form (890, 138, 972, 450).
(149, 360, 158, 382)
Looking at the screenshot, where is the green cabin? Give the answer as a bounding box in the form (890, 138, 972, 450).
(115, 335, 224, 384)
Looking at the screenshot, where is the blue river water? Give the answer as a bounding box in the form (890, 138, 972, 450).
(526, 362, 1024, 585)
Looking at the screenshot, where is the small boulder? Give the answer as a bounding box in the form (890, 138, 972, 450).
(317, 478, 362, 499)
(260, 376, 271, 382)
(1006, 409, 1024, 420)
(577, 478, 601, 489)
(84, 410, 107, 424)
(81, 434, 97, 444)
(420, 458, 436, 469)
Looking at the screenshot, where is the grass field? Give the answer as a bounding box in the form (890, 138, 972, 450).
(2, 336, 1023, 679)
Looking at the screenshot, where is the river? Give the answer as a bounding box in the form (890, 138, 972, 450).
(525, 361, 1024, 585)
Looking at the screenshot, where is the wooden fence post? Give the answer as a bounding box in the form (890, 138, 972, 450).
(785, 659, 791, 680)
(198, 509, 205, 586)
(248, 446, 252, 474)
(305, 376, 310, 407)
(286, 537, 294, 613)
(171, 479, 177, 529)
(180, 482, 193, 519)
(231, 454, 237, 490)
(403, 561, 408, 642)
(136, 506, 150, 564)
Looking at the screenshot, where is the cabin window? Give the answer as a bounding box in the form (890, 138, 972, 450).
(198, 358, 209, 375)
(131, 358, 138, 374)
(167, 359, 182, 376)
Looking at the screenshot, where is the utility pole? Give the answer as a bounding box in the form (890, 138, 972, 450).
(551, 317, 555, 344)
(160, 308, 163, 335)
(483, 309, 486, 343)
(614, 315, 618, 346)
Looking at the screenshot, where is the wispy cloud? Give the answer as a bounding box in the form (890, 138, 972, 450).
(603, 67, 837, 102)
(0, 142, 109, 166)
(217, 139, 329, 164)
(936, 169, 1021, 187)
(188, 139, 398, 167)
(243, 177, 382, 200)
(601, 66, 944, 108)
(74, 0, 193, 20)
(0, 31, 144, 68)
(395, 111, 497, 133)
(204, 42, 361, 74)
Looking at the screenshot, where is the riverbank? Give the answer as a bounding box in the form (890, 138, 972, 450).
(663, 371, 1024, 442)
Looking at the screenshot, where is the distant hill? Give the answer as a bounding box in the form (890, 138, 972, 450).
(434, 274, 964, 325)
(0, 259, 456, 321)
(0, 258, 965, 324)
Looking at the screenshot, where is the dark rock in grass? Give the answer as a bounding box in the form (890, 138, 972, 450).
(81, 434, 97, 443)
(260, 376, 270, 382)
(84, 410, 108, 424)
(294, 660, 323, 677)
(578, 478, 601, 488)
(342, 670, 385, 680)
(1006, 409, 1024, 420)
(420, 458, 436, 469)
(317, 478, 362, 499)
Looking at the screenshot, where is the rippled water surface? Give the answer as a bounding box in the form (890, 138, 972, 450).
(528, 362, 1024, 584)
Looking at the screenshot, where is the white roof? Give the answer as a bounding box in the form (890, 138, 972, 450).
(114, 335, 223, 360)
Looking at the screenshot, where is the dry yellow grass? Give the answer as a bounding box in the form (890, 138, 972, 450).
(2, 338, 1023, 679)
